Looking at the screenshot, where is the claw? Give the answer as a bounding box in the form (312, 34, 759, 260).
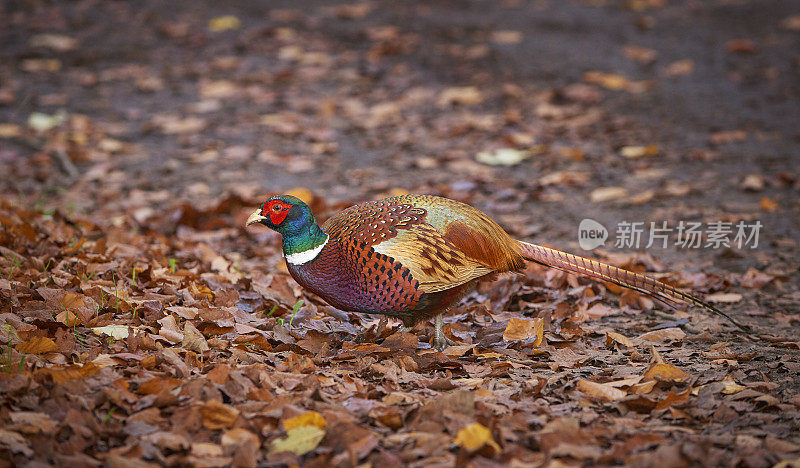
(432, 315, 458, 351)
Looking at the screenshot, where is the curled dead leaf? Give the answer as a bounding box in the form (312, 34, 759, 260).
(606, 331, 634, 348)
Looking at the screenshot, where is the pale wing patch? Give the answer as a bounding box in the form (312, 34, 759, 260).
(373, 226, 492, 293)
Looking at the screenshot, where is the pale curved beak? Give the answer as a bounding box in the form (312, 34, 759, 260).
(246, 208, 267, 226)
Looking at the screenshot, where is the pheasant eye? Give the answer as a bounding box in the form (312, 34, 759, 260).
(272, 204, 283, 212)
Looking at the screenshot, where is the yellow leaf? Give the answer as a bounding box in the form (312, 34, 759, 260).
(576, 379, 627, 402)
(15, 337, 58, 354)
(644, 363, 690, 384)
(270, 425, 325, 456)
(283, 411, 326, 431)
(208, 15, 241, 32)
(720, 375, 746, 395)
(454, 423, 500, 452)
(502, 317, 544, 346)
(631, 379, 657, 394)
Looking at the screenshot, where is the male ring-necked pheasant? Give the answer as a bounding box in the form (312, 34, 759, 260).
(246, 194, 745, 349)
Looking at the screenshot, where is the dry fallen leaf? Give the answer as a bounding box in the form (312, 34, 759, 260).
(283, 411, 327, 431)
(638, 327, 686, 342)
(270, 425, 326, 456)
(720, 375, 746, 395)
(663, 59, 694, 77)
(644, 363, 690, 384)
(576, 379, 627, 402)
(200, 400, 240, 430)
(584, 71, 652, 93)
(476, 148, 530, 166)
(91, 325, 131, 340)
(491, 30, 523, 44)
(760, 196, 779, 212)
(454, 422, 500, 452)
(138, 376, 183, 395)
(208, 15, 241, 32)
(503, 317, 544, 346)
(437, 86, 484, 107)
(606, 331, 634, 348)
(15, 337, 58, 354)
(620, 145, 659, 159)
(590, 186, 629, 203)
(182, 321, 210, 353)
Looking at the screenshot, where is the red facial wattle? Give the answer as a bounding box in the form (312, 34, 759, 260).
(269, 209, 289, 225)
(262, 200, 291, 225)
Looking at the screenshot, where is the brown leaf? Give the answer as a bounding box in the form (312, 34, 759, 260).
(503, 317, 544, 345)
(9, 411, 58, 435)
(576, 379, 627, 402)
(15, 336, 59, 354)
(606, 331, 634, 348)
(759, 196, 779, 212)
(182, 321, 210, 353)
(644, 363, 690, 384)
(200, 400, 240, 430)
(0, 429, 33, 457)
(638, 327, 685, 342)
(137, 377, 183, 395)
(654, 388, 691, 410)
(725, 39, 758, 54)
(38, 362, 102, 384)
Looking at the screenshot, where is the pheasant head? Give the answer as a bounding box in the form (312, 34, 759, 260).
(246, 195, 328, 264)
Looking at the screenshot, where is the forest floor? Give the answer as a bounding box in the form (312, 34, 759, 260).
(1, 0, 799, 466)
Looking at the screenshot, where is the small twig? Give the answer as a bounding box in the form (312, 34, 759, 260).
(51, 149, 80, 181)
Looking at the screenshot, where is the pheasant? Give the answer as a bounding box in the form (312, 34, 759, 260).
(246, 194, 745, 350)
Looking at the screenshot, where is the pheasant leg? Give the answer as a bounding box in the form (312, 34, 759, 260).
(432, 315, 457, 351)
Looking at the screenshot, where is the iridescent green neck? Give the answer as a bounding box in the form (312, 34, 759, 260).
(283, 225, 328, 264)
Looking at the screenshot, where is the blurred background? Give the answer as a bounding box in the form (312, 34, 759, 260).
(1, 0, 798, 273)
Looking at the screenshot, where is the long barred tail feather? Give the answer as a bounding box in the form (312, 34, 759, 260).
(516, 241, 750, 332)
